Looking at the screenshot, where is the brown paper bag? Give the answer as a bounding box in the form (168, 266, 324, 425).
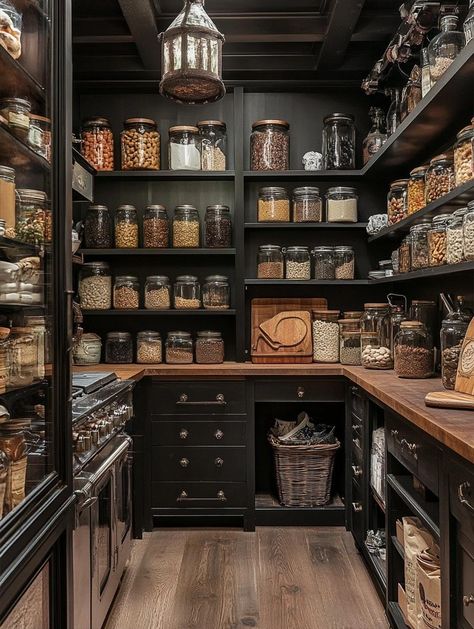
(416, 546, 441, 629)
(403, 517, 434, 628)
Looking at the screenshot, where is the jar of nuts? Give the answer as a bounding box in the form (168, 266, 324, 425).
(454, 124, 474, 186)
(202, 275, 230, 310)
(398, 235, 412, 273)
(250, 120, 290, 171)
(169, 125, 200, 171)
(79, 262, 112, 310)
(195, 330, 224, 364)
(257, 245, 284, 279)
(174, 275, 201, 309)
(394, 321, 434, 379)
(113, 275, 140, 309)
(115, 205, 139, 248)
(425, 153, 454, 203)
(166, 331, 193, 364)
(205, 205, 232, 248)
(137, 331, 162, 364)
(313, 246, 335, 280)
(173, 205, 200, 248)
(446, 208, 467, 265)
(197, 120, 227, 171)
(334, 246, 355, 279)
(285, 246, 311, 280)
(258, 187, 290, 222)
(428, 214, 450, 266)
(292, 187, 322, 222)
(15, 189, 51, 245)
(410, 221, 431, 270)
(143, 205, 169, 248)
(84, 204, 113, 248)
(361, 332, 393, 370)
(407, 165, 428, 215)
(145, 275, 171, 310)
(463, 202, 474, 260)
(387, 179, 408, 225)
(121, 118, 160, 170)
(80, 117, 114, 171)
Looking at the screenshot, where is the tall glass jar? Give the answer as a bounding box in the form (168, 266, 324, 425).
(113, 275, 139, 310)
(0, 165, 15, 236)
(400, 76, 422, 121)
(257, 245, 284, 279)
(386, 87, 401, 136)
(361, 303, 392, 354)
(428, 15, 465, 84)
(322, 113, 355, 170)
(387, 179, 408, 225)
(79, 262, 112, 310)
(313, 246, 335, 279)
(205, 205, 232, 247)
(7, 327, 36, 388)
(137, 331, 162, 364)
(395, 321, 434, 379)
(361, 332, 393, 369)
(80, 117, 114, 170)
(84, 204, 113, 248)
(202, 275, 230, 310)
(334, 246, 354, 279)
(454, 124, 474, 186)
(143, 205, 169, 248)
(428, 214, 449, 266)
(410, 221, 431, 270)
(174, 275, 201, 309)
(195, 331, 224, 364)
(250, 120, 290, 171)
(410, 300, 437, 339)
(312, 310, 340, 363)
(166, 331, 193, 364)
(198, 120, 227, 171)
(115, 205, 138, 248)
(465, 0, 474, 44)
(23, 315, 46, 379)
(326, 187, 358, 222)
(15, 189, 51, 245)
(121, 118, 160, 170)
(340, 330, 361, 365)
(407, 166, 428, 215)
(173, 206, 200, 248)
(464, 202, 474, 260)
(292, 187, 322, 222)
(168, 125, 200, 171)
(389, 306, 408, 353)
(145, 275, 171, 310)
(105, 332, 133, 364)
(258, 187, 290, 222)
(441, 311, 469, 389)
(425, 154, 454, 203)
(0, 97, 30, 140)
(362, 107, 386, 164)
(446, 211, 466, 264)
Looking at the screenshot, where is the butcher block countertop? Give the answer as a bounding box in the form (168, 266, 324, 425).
(73, 363, 474, 463)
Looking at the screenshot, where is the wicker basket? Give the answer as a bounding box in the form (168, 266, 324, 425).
(268, 434, 340, 507)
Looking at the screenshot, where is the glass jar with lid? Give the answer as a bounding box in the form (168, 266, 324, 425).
(0, 0, 22, 60)
(145, 275, 171, 310)
(441, 304, 470, 389)
(23, 315, 47, 378)
(173, 205, 200, 248)
(362, 107, 386, 164)
(113, 275, 139, 310)
(137, 331, 162, 364)
(0, 165, 15, 236)
(195, 331, 224, 364)
(446, 210, 466, 264)
(408, 166, 428, 215)
(285, 246, 311, 280)
(78, 261, 112, 310)
(174, 275, 201, 309)
(84, 204, 113, 248)
(28, 115, 51, 162)
(421, 48, 432, 97)
(313, 246, 335, 279)
(72, 332, 102, 366)
(392, 249, 399, 274)
(465, 0, 474, 44)
(400, 75, 422, 121)
(338, 318, 360, 333)
(361, 332, 393, 369)
(322, 113, 355, 170)
(312, 310, 340, 363)
(168, 125, 200, 171)
(464, 201, 474, 260)
(7, 327, 36, 388)
(334, 246, 354, 279)
(326, 187, 358, 222)
(395, 321, 434, 379)
(15, 189, 51, 245)
(428, 214, 450, 266)
(0, 335, 8, 393)
(80, 117, 114, 170)
(410, 221, 431, 270)
(292, 187, 322, 222)
(409, 300, 437, 339)
(115, 205, 138, 248)
(121, 118, 160, 170)
(258, 187, 290, 222)
(202, 275, 230, 310)
(197, 120, 227, 171)
(0, 97, 31, 140)
(205, 205, 232, 247)
(0, 420, 28, 514)
(387, 179, 408, 225)
(143, 205, 169, 248)
(340, 330, 361, 365)
(361, 303, 392, 351)
(425, 154, 454, 203)
(454, 124, 474, 186)
(166, 331, 193, 364)
(250, 120, 290, 171)
(343, 311, 363, 321)
(428, 15, 465, 83)
(105, 332, 133, 364)
(389, 306, 408, 352)
(257, 245, 284, 279)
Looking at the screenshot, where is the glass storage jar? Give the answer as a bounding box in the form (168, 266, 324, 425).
(340, 330, 361, 365)
(343, 311, 363, 321)
(387, 179, 408, 225)
(428, 15, 465, 83)
(408, 166, 428, 215)
(409, 299, 437, 339)
(441, 312, 469, 389)
(113, 275, 139, 310)
(322, 113, 355, 170)
(198, 120, 227, 171)
(257, 245, 284, 279)
(202, 275, 230, 310)
(145, 275, 171, 310)
(72, 332, 102, 366)
(137, 331, 162, 364)
(258, 187, 290, 222)
(174, 275, 201, 309)
(105, 332, 133, 364)
(78, 262, 112, 310)
(392, 249, 399, 274)
(15, 189, 51, 245)
(313, 246, 335, 279)
(425, 154, 454, 203)
(334, 246, 355, 279)
(250, 120, 289, 171)
(143, 205, 169, 248)
(326, 187, 358, 222)
(0, 0, 22, 60)
(285, 246, 311, 280)
(389, 306, 408, 352)
(0, 165, 15, 236)
(121, 118, 160, 171)
(361, 332, 393, 369)
(464, 202, 474, 260)
(84, 204, 113, 249)
(428, 214, 450, 266)
(312, 310, 340, 363)
(454, 124, 474, 186)
(465, 0, 474, 44)
(23, 315, 46, 379)
(115, 205, 138, 248)
(173, 205, 200, 248)
(338, 318, 360, 333)
(168, 125, 200, 171)
(8, 327, 36, 388)
(0, 97, 30, 140)
(80, 117, 114, 171)
(28, 115, 51, 162)
(205, 205, 232, 247)
(394, 321, 434, 379)
(195, 330, 224, 364)
(292, 187, 322, 222)
(361, 303, 391, 351)
(400, 76, 422, 121)
(446, 212, 465, 264)
(362, 107, 386, 164)
(0, 421, 27, 514)
(410, 221, 431, 270)
(0, 336, 8, 393)
(166, 331, 193, 364)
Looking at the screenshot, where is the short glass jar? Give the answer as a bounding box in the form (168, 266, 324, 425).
(72, 332, 102, 366)
(79, 262, 112, 310)
(80, 117, 114, 170)
(399, 236, 413, 273)
(292, 187, 322, 222)
(195, 330, 224, 364)
(409, 299, 437, 339)
(285, 246, 311, 280)
(145, 275, 171, 310)
(137, 331, 162, 364)
(173, 205, 200, 248)
(168, 125, 200, 171)
(407, 166, 427, 215)
(121, 118, 160, 170)
(425, 154, 454, 203)
(166, 331, 193, 364)
(454, 124, 474, 186)
(143, 205, 169, 248)
(105, 332, 133, 364)
(326, 187, 358, 222)
(15, 189, 51, 245)
(340, 330, 361, 365)
(115, 205, 139, 248)
(387, 179, 408, 225)
(410, 221, 431, 270)
(202, 275, 230, 310)
(446, 212, 465, 264)
(394, 321, 434, 379)
(258, 187, 290, 222)
(250, 120, 290, 171)
(361, 332, 393, 370)
(313, 246, 335, 279)
(198, 120, 227, 171)
(428, 214, 449, 266)
(84, 204, 113, 249)
(441, 314, 469, 389)
(8, 327, 36, 388)
(174, 275, 201, 309)
(334, 246, 354, 279)
(205, 205, 232, 248)
(361, 303, 391, 351)
(322, 113, 355, 170)
(113, 275, 139, 310)
(312, 310, 340, 363)
(428, 14, 465, 83)
(0, 97, 31, 140)
(28, 115, 51, 162)
(463, 202, 474, 260)
(257, 245, 284, 279)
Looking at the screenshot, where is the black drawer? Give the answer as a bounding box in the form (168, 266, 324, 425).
(152, 482, 247, 508)
(150, 380, 246, 415)
(459, 532, 474, 628)
(152, 446, 246, 482)
(349, 385, 367, 420)
(386, 414, 439, 495)
(449, 458, 474, 537)
(254, 378, 345, 402)
(152, 421, 247, 446)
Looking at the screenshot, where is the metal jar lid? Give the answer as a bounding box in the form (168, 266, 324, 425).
(259, 244, 282, 251)
(0, 165, 15, 180)
(16, 189, 48, 203)
(252, 119, 289, 129)
(115, 275, 138, 283)
(197, 120, 226, 129)
(323, 113, 354, 124)
(409, 165, 428, 176)
(175, 275, 198, 282)
(138, 330, 161, 339)
(205, 275, 228, 283)
(326, 186, 358, 195)
(206, 205, 230, 212)
(168, 331, 192, 339)
(145, 204, 167, 212)
(106, 331, 131, 340)
(83, 261, 110, 270)
(146, 275, 170, 283)
(293, 187, 320, 196)
(88, 204, 109, 211)
(0, 97, 31, 110)
(83, 117, 111, 127)
(313, 246, 334, 252)
(197, 330, 222, 338)
(169, 125, 199, 134)
(334, 245, 353, 252)
(286, 246, 309, 252)
(175, 204, 197, 212)
(259, 186, 288, 195)
(390, 179, 409, 188)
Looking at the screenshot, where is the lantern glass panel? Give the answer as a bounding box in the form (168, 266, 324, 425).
(201, 38, 210, 70)
(210, 38, 218, 74)
(187, 34, 199, 68)
(163, 39, 171, 74)
(172, 35, 182, 71)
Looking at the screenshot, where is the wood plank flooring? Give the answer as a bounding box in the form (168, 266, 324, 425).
(105, 527, 389, 629)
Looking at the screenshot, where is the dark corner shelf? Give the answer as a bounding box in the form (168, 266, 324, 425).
(243, 170, 363, 181)
(370, 261, 474, 284)
(364, 546, 387, 590)
(0, 45, 45, 105)
(79, 248, 236, 256)
(370, 486, 386, 513)
(0, 235, 41, 254)
(245, 222, 368, 230)
(96, 170, 235, 181)
(388, 602, 410, 629)
(255, 492, 345, 526)
(83, 309, 237, 316)
(391, 535, 405, 560)
(387, 474, 440, 539)
(245, 279, 370, 286)
(0, 123, 50, 172)
(0, 302, 44, 312)
(73, 147, 96, 175)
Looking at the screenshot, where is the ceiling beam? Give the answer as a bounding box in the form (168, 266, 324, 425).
(315, 0, 366, 70)
(117, 0, 161, 70)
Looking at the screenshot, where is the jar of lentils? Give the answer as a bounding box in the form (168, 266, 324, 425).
(115, 205, 139, 248)
(334, 246, 355, 279)
(250, 120, 290, 171)
(285, 246, 311, 280)
(464, 202, 474, 260)
(292, 187, 322, 222)
(257, 245, 284, 279)
(394, 321, 434, 379)
(113, 275, 139, 309)
(446, 210, 466, 264)
(121, 118, 160, 170)
(410, 221, 431, 269)
(258, 187, 290, 222)
(195, 330, 224, 364)
(425, 153, 454, 203)
(205, 205, 232, 247)
(15, 189, 51, 245)
(340, 330, 361, 365)
(143, 205, 169, 248)
(202, 275, 230, 310)
(79, 262, 112, 310)
(174, 275, 201, 309)
(313, 246, 335, 280)
(398, 235, 412, 273)
(173, 205, 200, 248)
(84, 204, 113, 248)
(312, 310, 340, 363)
(166, 331, 193, 364)
(105, 332, 133, 364)
(454, 124, 474, 186)
(145, 275, 171, 310)
(80, 117, 114, 171)
(198, 120, 227, 171)
(137, 331, 162, 364)
(169, 125, 200, 171)
(407, 166, 428, 215)
(428, 214, 449, 266)
(387, 179, 408, 225)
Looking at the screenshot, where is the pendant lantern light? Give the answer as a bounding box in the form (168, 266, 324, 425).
(159, 0, 225, 105)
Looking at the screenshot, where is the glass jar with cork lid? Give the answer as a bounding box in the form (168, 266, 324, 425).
(250, 120, 290, 171)
(394, 321, 434, 379)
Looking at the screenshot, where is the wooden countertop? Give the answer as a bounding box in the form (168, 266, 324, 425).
(73, 362, 474, 463)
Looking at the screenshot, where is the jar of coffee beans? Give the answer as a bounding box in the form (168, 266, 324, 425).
(84, 204, 113, 248)
(121, 118, 160, 170)
(143, 205, 169, 248)
(428, 214, 450, 266)
(334, 246, 355, 279)
(425, 153, 454, 203)
(292, 187, 322, 222)
(195, 330, 224, 364)
(313, 246, 335, 280)
(173, 206, 200, 248)
(202, 275, 230, 310)
(79, 262, 112, 310)
(387, 179, 408, 225)
(115, 205, 139, 248)
(113, 275, 139, 309)
(258, 187, 290, 222)
(250, 120, 289, 171)
(285, 246, 311, 280)
(137, 331, 162, 364)
(166, 331, 193, 364)
(407, 166, 428, 215)
(105, 331, 133, 364)
(394, 321, 434, 379)
(410, 221, 431, 269)
(145, 275, 171, 310)
(454, 124, 474, 186)
(81, 117, 114, 171)
(205, 205, 232, 247)
(174, 275, 201, 309)
(257, 245, 284, 279)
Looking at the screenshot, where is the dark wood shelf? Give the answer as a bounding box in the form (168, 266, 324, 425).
(0, 236, 41, 253)
(79, 248, 236, 256)
(364, 546, 387, 590)
(243, 170, 363, 181)
(245, 222, 368, 230)
(255, 492, 345, 526)
(83, 309, 237, 316)
(96, 170, 235, 181)
(370, 261, 474, 284)
(0, 45, 45, 106)
(246, 279, 370, 286)
(387, 602, 410, 629)
(370, 486, 386, 513)
(387, 474, 439, 539)
(0, 380, 47, 405)
(0, 122, 50, 172)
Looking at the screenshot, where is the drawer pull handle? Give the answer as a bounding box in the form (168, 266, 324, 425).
(177, 490, 227, 503)
(215, 457, 224, 468)
(352, 465, 362, 478)
(179, 429, 189, 440)
(463, 595, 474, 607)
(352, 424, 360, 431)
(390, 429, 399, 440)
(176, 393, 227, 406)
(179, 458, 189, 468)
(400, 438, 418, 460)
(352, 502, 363, 513)
(215, 429, 224, 440)
(351, 386, 359, 395)
(458, 482, 474, 513)
(297, 386, 305, 399)
(352, 438, 361, 447)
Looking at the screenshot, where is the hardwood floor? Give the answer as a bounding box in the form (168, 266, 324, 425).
(105, 527, 389, 629)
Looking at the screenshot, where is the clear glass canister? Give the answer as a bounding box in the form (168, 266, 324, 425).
(115, 205, 138, 248)
(137, 331, 162, 364)
(465, 0, 474, 44)
(257, 245, 284, 279)
(113, 275, 139, 309)
(80, 117, 114, 171)
(205, 205, 232, 248)
(428, 15, 464, 83)
(78, 261, 112, 310)
(72, 332, 102, 366)
(198, 120, 227, 171)
(343, 311, 363, 321)
(361, 303, 392, 352)
(387, 179, 408, 225)
(361, 332, 393, 369)
(168, 125, 200, 171)
(334, 246, 355, 279)
(173, 205, 200, 247)
(84, 204, 113, 248)
(395, 321, 434, 379)
(23, 315, 46, 379)
(0, 0, 22, 59)
(410, 221, 431, 269)
(338, 318, 360, 333)
(121, 118, 160, 171)
(428, 214, 450, 266)
(174, 275, 201, 309)
(392, 248, 399, 274)
(464, 202, 474, 260)
(326, 187, 358, 222)
(258, 187, 290, 222)
(195, 330, 224, 364)
(454, 124, 474, 186)
(441, 314, 469, 389)
(143, 205, 169, 248)
(15, 189, 51, 245)
(28, 115, 51, 162)
(312, 310, 340, 363)
(202, 275, 230, 310)
(0, 97, 30, 140)
(340, 331, 361, 365)
(250, 120, 290, 171)
(409, 300, 437, 339)
(446, 212, 465, 264)
(0, 335, 8, 392)
(145, 275, 171, 310)
(0, 165, 15, 236)
(166, 331, 193, 364)
(322, 113, 355, 170)
(105, 332, 133, 364)
(425, 153, 454, 203)
(313, 246, 335, 279)
(400, 77, 422, 121)
(7, 327, 36, 388)
(408, 166, 428, 215)
(292, 187, 322, 222)
(285, 246, 311, 280)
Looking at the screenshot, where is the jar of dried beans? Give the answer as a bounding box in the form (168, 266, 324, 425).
(137, 331, 162, 364)
(115, 205, 139, 248)
(292, 187, 322, 222)
(166, 331, 193, 364)
(174, 275, 201, 309)
(105, 332, 133, 364)
(250, 120, 289, 171)
(285, 246, 311, 280)
(195, 331, 224, 364)
(387, 179, 408, 225)
(410, 221, 431, 270)
(198, 120, 227, 171)
(113, 275, 139, 309)
(334, 246, 355, 279)
(15, 189, 51, 245)
(84, 204, 113, 248)
(205, 205, 232, 247)
(202, 275, 230, 310)
(312, 310, 340, 363)
(425, 153, 454, 203)
(454, 124, 474, 186)
(143, 205, 169, 248)
(173, 206, 200, 247)
(258, 187, 290, 222)
(79, 262, 112, 310)
(80, 117, 114, 171)
(407, 166, 427, 215)
(257, 245, 283, 279)
(121, 118, 160, 170)
(428, 214, 449, 266)
(145, 275, 171, 310)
